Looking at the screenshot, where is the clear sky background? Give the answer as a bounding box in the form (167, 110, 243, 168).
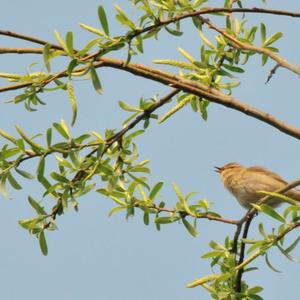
(1, 1, 300, 299)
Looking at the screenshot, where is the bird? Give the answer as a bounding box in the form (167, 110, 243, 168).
(215, 162, 300, 209)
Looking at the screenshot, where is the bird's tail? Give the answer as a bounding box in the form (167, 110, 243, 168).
(286, 189, 300, 202)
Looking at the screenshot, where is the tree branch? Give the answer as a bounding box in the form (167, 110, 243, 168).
(1, 54, 300, 141)
(199, 17, 300, 77)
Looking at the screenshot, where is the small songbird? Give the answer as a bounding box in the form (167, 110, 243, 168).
(215, 162, 300, 209)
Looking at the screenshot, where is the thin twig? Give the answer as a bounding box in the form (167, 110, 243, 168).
(235, 214, 254, 293)
(199, 16, 300, 77)
(265, 64, 280, 84)
(0, 29, 61, 48)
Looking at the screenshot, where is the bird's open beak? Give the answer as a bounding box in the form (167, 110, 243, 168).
(214, 166, 222, 173)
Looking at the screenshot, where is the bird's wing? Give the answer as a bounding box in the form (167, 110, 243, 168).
(240, 166, 287, 193)
(247, 166, 288, 185)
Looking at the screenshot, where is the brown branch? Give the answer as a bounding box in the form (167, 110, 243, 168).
(2, 55, 300, 142)
(149, 204, 238, 225)
(97, 57, 300, 140)
(0, 29, 61, 49)
(1, 7, 299, 47)
(199, 17, 300, 77)
(123, 7, 300, 44)
(0, 48, 44, 54)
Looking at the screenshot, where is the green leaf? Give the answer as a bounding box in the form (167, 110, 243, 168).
(90, 66, 103, 94)
(172, 182, 184, 202)
(165, 26, 183, 36)
(260, 204, 286, 223)
(0, 174, 8, 197)
(127, 173, 150, 190)
(222, 64, 244, 73)
(258, 222, 268, 238)
(28, 196, 47, 215)
(77, 39, 99, 56)
(15, 125, 44, 151)
(54, 30, 67, 53)
(285, 236, 300, 254)
(108, 206, 126, 217)
(79, 23, 107, 37)
(264, 252, 282, 273)
(39, 231, 48, 256)
(15, 168, 34, 179)
(135, 35, 143, 53)
(66, 81, 77, 126)
(260, 23, 266, 44)
(248, 294, 264, 300)
(67, 59, 78, 75)
(53, 120, 70, 139)
(198, 99, 209, 121)
(201, 251, 223, 259)
(18, 216, 45, 230)
(0, 129, 17, 144)
(50, 172, 69, 183)
(118, 101, 142, 112)
(73, 183, 96, 198)
(186, 274, 220, 288)
(149, 182, 164, 201)
(37, 156, 46, 181)
(155, 216, 180, 224)
(261, 53, 268, 66)
(7, 172, 22, 190)
(65, 31, 74, 55)
(125, 129, 144, 141)
(263, 32, 283, 47)
(143, 212, 149, 225)
(43, 44, 52, 72)
(114, 4, 136, 29)
(248, 286, 264, 295)
(199, 31, 215, 49)
(182, 218, 198, 237)
(98, 5, 109, 36)
(46, 128, 52, 147)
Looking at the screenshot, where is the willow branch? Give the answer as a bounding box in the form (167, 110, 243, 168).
(1, 7, 299, 47)
(1, 54, 300, 141)
(0, 29, 61, 48)
(98, 57, 300, 140)
(0, 48, 44, 54)
(149, 204, 238, 225)
(199, 17, 300, 77)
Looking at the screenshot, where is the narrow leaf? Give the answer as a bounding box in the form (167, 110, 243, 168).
(15, 168, 34, 179)
(28, 196, 47, 215)
(260, 204, 286, 223)
(90, 66, 103, 94)
(149, 182, 164, 201)
(182, 218, 198, 237)
(65, 31, 74, 55)
(66, 81, 77, 126)
(39, 231, 48, 256)
(265, 253, 282, 273)
(98, 5, 109, 36)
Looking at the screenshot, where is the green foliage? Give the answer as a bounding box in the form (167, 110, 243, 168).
(0, 1, 298, 299)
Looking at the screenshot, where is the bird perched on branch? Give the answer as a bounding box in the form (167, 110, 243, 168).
(215, 162, 300, 209)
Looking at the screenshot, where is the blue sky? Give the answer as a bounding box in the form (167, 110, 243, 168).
(0, 1, 300, 299)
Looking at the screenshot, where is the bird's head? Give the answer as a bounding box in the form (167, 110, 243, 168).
(214, 162, 242, 174)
